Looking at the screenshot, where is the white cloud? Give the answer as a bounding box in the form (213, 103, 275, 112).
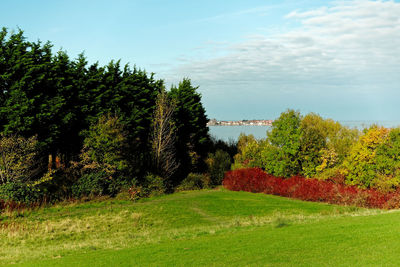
(164, 0, 400, 120)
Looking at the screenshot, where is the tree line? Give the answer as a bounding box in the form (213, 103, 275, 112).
(234, 109, 400, 192)
(0, 28, 234, 204)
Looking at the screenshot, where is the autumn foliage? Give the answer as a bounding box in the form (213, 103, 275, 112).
(223, 168, 400, 209)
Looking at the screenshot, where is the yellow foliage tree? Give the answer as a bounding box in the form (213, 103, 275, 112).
(342, 126, 389, 188)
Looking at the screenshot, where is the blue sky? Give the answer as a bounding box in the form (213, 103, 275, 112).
(1, 0, 400, 121)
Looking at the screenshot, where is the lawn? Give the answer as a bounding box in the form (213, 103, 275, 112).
(1, 188, 400, 266)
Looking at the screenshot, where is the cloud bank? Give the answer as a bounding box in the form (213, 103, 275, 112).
(166, 0, 400, 120)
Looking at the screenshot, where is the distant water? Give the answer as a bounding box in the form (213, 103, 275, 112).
(209, 126, 271, 141)
(209, 121, 400, 142)
(340, 121, 400, 129)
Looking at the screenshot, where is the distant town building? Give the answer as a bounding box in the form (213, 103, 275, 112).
(207, 119, 273, 126)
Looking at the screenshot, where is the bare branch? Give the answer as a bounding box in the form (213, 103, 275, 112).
(151, 90, 179, 178)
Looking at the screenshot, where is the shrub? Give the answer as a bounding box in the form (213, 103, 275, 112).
(0, 135, 39, 184)
(0, 134, 58, 204)
(0, 181, 45, 204)
(126, 174, 166, 200)
(223, 168, 400, 209)
(207, 149, 231, 185)
(232, 134, 265, 170)
(176, 173, 211, 191)
(142, 173, 166, 197)
(382, 191, 400, 209)
(71, 114, 131, 199)
(209, 136, 237, 159)
(71, 172, 121, 198)
(316, 166, 346, 184)
(128, 185, 144, 201)
(371, 174, 400, 194)
(261, 145, 297, 178)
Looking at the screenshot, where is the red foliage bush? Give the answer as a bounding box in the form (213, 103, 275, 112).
(223, 168, 400, 209)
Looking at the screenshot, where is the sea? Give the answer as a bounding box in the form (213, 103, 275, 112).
(209, 121, 400, 142)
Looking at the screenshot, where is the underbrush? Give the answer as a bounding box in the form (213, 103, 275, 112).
(223, 168, 400, 209)
(175, 173, 211, 192)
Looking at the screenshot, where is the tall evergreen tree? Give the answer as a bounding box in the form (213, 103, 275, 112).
(0, 28, 63, 155)
(169, 78, 210, 183)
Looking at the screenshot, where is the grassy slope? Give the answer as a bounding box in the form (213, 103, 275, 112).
(1, 189, 399, 266)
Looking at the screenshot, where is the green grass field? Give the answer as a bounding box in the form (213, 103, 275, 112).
(2, 188, 400, 266)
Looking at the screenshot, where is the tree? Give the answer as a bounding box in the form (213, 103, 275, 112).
(89, 63, 163, 174)
(0, 135, 38, 184)
(151, 89, 178, 179)
(342, 126, 389, 188)
(0, 27, 214, 198)
(0, 28, 164, 175)
(298, 113, 354, 177)
(314, 119, 359, 179)
(169, 78, 210, 183)
(263, 109, 302, 177)
(80, 114, 129, 178)
(371, 128, 400, 192)
(299, 113, 327, 177)
(0, 28, 63, 154)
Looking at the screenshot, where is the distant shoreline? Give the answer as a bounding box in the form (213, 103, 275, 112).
(207, 119, 273, 126)
(209, 124, 272, 127)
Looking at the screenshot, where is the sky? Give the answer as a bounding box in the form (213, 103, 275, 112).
(1, 0, 400, 121)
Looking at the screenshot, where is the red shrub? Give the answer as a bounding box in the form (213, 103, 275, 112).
(223, 168, 268, 193)
(223, 168, 400, 209)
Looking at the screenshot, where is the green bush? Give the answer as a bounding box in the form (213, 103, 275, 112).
(261, 145, 295, 177)
(70, 114, 132, 199)
(71, 172, 117, 198)
(0, 135, 39, 184)
(127, 174, 166, 200)
(315, 166, 345, 184)
(207, 149, 231, 185)
(232, 134, 266, 170)
(209, 136, 237, 159)
(0, 182, 45, 204)
(142, 173, 166, 197)
(0, 134, 57, 204)
(176, 173, 211, 191)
